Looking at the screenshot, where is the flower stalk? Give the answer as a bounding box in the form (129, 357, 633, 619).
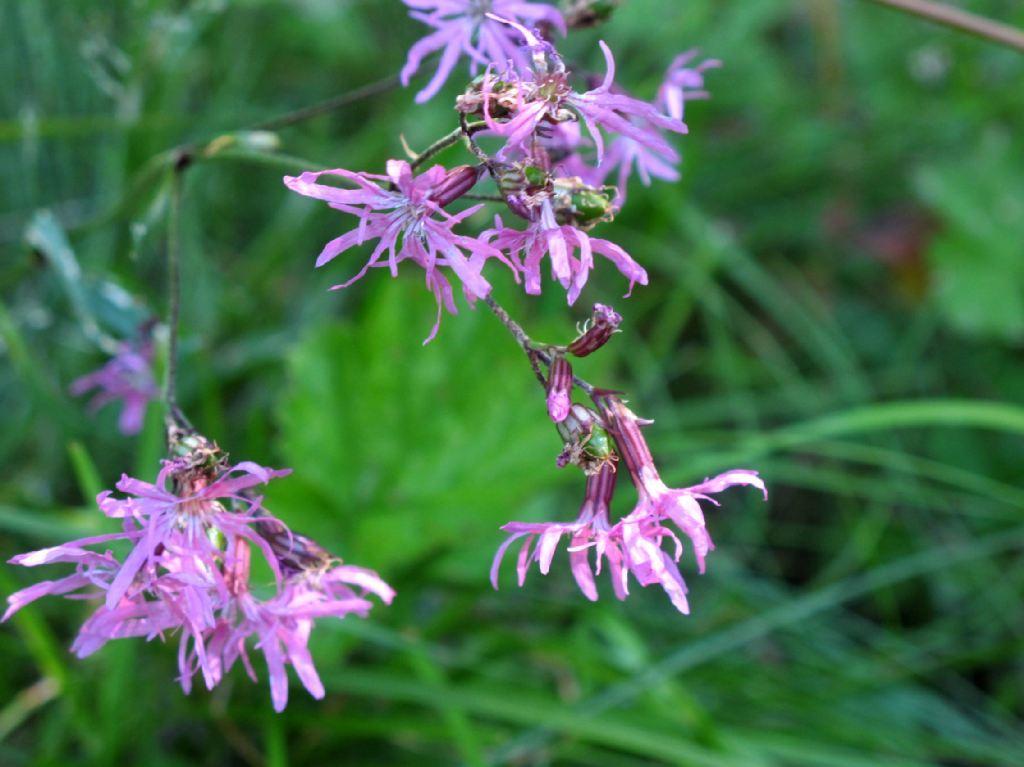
(164, 160, 194, 438)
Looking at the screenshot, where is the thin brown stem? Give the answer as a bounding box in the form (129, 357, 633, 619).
(859, 0, 1024, 52)
(483, 295, 596, 395)
(250, 73, 402, 132)
(484, 295, 535, 353)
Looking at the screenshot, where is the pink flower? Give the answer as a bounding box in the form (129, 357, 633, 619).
(658, 50, 721, 121)
(3, 536, 126, 622)
(599, 132, 681, 203)
(401, 0, 566, 103)
(5, 443, 395, 711)
(180, 540, 394, 712)
(3, 532, 220, 659)
(70, 340, 158, 435)
(595, 392, 766, 613)
(96, 458, 292, 611)
(475, 18, 686, 164)
(590, 50, 719, 201)
(491, 463, 624, 601)
(483, 199, 647, 303)
(284, 160, 513, 343)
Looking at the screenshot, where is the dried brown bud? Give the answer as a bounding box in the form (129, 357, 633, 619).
(568, 304, 622, 357)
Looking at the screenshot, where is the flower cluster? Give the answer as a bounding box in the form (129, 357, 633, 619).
(5, 1, 749, 719)
(492, 310, 766, 613)
(3, 435, 393, 711)
(286, 10, 717, 339)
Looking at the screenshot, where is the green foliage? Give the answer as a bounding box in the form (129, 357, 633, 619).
(917, 134, 1024, 341)
(274, 278, 568, 572)
(1, 0, 1024, 765)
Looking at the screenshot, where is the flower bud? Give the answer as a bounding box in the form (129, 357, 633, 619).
(551, 177, 616, 230)
(568, 303, 622, 357)
(592, 391, 656, 478)
(431, 165, 482, 207)
(562, 0, 620, 29)
(256, 519, 333, 576)
(546, 355, 573, 423)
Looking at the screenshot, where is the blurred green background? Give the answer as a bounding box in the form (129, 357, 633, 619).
(2, 0, 1024, 764)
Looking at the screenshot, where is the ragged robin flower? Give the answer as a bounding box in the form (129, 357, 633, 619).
(466, 16, 686, 163)
(70, 338, 159, 435)
(593, 391, 766, 613)
(284, 159, 516, 342)
(401, 0, 567, 104)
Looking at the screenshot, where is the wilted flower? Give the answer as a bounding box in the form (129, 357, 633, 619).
(401, 0, 566, 104)
(284, 160, 514, 342)
(71, 339, 159, 435)
(567, 302, 621, 356)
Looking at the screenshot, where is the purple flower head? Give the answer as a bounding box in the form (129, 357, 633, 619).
(658, 50, 721, 121)
(4, 436, 395, 711)
(594, 392, 766, 613)
(284, 160, 514, 343)
(483, 197, 647, 303)
(180, 539, 394, 712)
(401, 0, 566, 104)
(4, 536, 125, 623)
(586, 50, 718, 200)
(95, 452, 293, 613)
(491, 463, 622, 601)
(3, 529, 219, 659)
(472, 17, 686, 164)
(70, 339, 159, 435)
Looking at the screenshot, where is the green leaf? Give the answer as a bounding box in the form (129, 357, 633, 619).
(274, 279, 566, 570)
(916, 135, 1024, 342)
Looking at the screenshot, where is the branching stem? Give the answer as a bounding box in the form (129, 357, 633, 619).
(483, 296, 595, 396)
(859, 0, 1024, 52)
